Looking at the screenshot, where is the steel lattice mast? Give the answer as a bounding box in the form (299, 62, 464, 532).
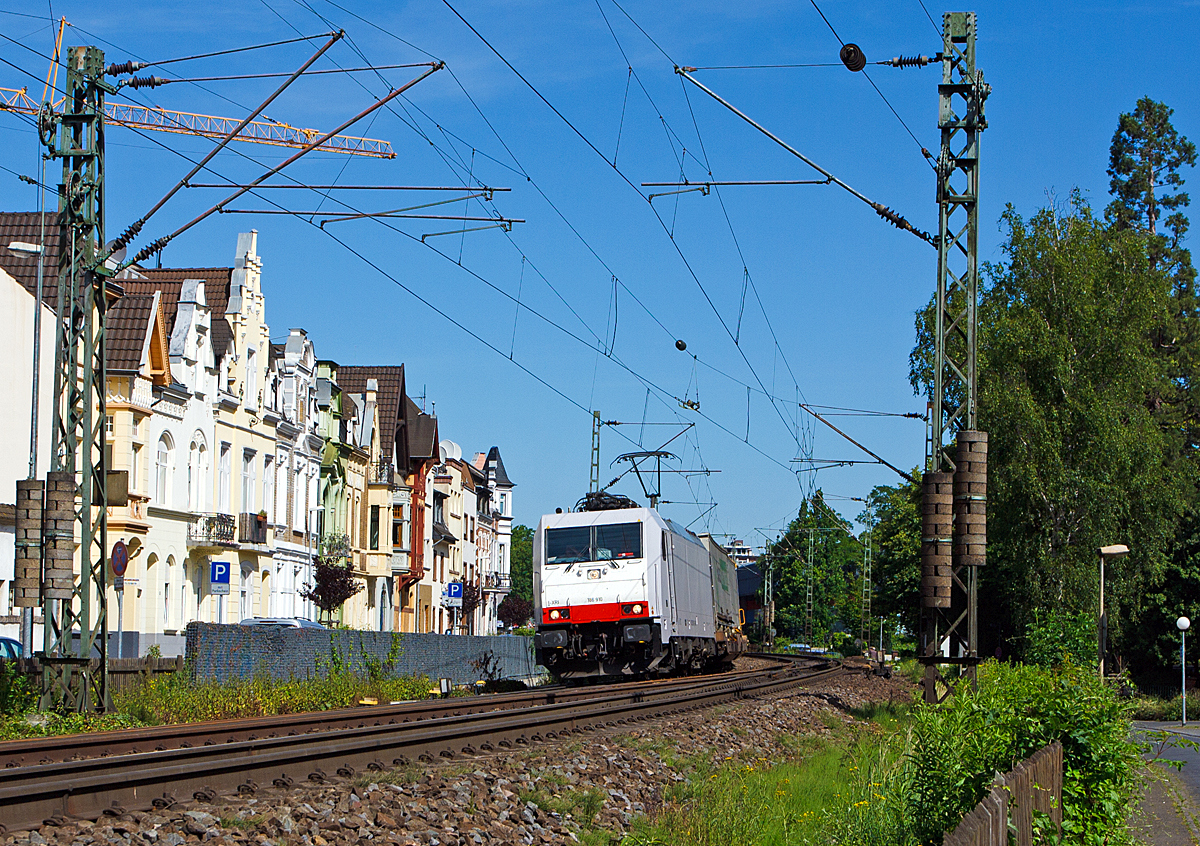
(920, 12, 991, 704)
(42, 45, 112, 711)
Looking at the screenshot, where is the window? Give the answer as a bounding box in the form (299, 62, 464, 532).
(263, 456, 275, 523)
(242, 450, 256, 513)
(155, 433, 173, 505)
(245, 348, 257, 410)
(499, 493, 507, 515)
(105, 415, 114, 435)
(545, 522, 642, 564)
(131, 444, 141, 492)
(370, 505, 380, 551)
(294, 466, 304, 528)
(218, 443, 231, 512)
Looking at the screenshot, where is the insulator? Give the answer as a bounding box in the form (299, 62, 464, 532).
(839, 43, 867, 72)
(125, 76, 169, 90)
(888, 54, 934, 68)
(132, 237, 169, 266)
(113, 219, 145, 251)
(675, 339, 687, 351)
(105, 60, 146, 77)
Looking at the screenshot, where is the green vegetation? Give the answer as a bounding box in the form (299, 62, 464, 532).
(622, 661, 1141, 846)
(116, 663, 432, 724)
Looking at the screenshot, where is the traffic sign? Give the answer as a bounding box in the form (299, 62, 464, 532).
(114, 575, 125, 592)
(444, 581, 463, 608)
(210, 560, 231, 596)
(111, 540, 128, 576)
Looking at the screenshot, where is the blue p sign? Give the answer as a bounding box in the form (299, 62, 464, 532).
(210, 561, 229, 584)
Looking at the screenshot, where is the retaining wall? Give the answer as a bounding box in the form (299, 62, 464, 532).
(184, 623, 541, 687)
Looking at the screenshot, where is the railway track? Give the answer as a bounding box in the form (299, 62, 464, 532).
(0, 653, 842, 834)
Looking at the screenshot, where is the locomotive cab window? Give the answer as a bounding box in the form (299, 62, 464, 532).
(595, 523, 641, 560)
(545, 522, 642, 564)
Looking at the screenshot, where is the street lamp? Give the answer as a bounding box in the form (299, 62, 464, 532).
(1179, 616, 1191, 726)
(1098, 544, 1129, 678)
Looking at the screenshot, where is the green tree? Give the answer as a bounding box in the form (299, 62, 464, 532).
(1107, 97, 1199, 447)
(509, 524, 533, 603)
(861, 471, 922, 640)
(764, 491, 863, 645)
(911, 193, 1192, 657)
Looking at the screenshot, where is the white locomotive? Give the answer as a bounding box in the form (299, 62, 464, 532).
(533, 504, 747, 678)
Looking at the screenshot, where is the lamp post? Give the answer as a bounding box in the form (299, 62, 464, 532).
(1179, 616, 1191, 726)
(1098, 544, 1129, 678)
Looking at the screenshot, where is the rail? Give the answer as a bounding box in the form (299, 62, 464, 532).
(0, 654, 838, 831)
(187, 513, 237, 547)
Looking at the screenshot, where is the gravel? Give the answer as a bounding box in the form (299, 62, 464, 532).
(5, 667, 913, 846)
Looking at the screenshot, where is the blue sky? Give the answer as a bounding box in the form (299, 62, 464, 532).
(2, 1, 1196, 549)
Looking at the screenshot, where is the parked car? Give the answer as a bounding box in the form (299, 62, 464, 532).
(238, 617, 326, 629)
(0, 636, 22, 659)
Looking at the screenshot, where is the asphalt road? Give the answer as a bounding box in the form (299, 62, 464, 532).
(1136, 721, 1200, 795)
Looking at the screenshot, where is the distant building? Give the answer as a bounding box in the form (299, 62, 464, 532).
(724, 538, 758, 567)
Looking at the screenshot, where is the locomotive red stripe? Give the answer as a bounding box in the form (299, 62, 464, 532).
(542, 602, 649, 625)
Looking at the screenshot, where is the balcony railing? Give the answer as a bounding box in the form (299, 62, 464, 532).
(370, 461, 396, 488)
(188, 513, 237, 548)
(239, 513, 268, 545)
(482, 572, 511, 592)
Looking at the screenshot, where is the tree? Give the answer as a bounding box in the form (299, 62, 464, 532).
(1107, 97, 1195, 244)
(461, 580, 481, 633)
(301, 562, 364, 626)
(910, 193, 1193, 658)
(861, 472, 922, 640)
(509, 524, 533, 603)
(497, 595, 532, 629)
(763, 492, 863, 644)
(1107, 97, 1199, 447)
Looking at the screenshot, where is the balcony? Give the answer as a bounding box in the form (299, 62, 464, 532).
(239, 513, 268, 545)
(188, 513, 237, 548)
(390, 552, 410, 574)
(370, 461, 396, 488)
(482, 572, 511, 592)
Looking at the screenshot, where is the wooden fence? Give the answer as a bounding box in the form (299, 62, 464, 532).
(944, 742, 1063, 846)
(0, 655, 184, 696)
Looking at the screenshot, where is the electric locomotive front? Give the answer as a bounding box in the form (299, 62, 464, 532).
(533, 508, 665, 677)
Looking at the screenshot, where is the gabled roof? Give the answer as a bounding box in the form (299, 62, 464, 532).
(0, 211, 62, 311)
(337, 365, 405, 463)
(107, 294, 156, 372)
(106, 292, 170, 386)
(486, 446, 514, 487)
(405, 394, 438, 463)
(136, 268, 234, 359)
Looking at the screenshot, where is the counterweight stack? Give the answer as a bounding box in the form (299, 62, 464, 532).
(920, 472, 953, 610)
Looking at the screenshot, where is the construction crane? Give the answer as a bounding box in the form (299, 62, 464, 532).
(0, 19, 394, 158)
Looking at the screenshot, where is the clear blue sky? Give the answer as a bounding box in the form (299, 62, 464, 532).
(2, 1, 1196, 549)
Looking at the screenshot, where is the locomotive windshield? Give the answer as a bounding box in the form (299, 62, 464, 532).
(546, 522, 642, 564)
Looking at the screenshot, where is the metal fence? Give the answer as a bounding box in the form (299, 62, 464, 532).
(944, 742, 1063, 846)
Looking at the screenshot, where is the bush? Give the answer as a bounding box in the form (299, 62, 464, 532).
(900, 660, 1139, 846)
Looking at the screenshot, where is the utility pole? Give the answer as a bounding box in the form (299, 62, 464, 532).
(589, 411, 601, 494)
(860, 507, 873, 647)
(42, 45, 112, 711)
(920, 12, 990, 704)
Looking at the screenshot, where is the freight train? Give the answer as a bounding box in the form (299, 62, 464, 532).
(532, 500, 747, 678)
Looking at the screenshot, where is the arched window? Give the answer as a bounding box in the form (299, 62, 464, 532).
(188, 433, 207, 512)
(155, 433, 174, 505)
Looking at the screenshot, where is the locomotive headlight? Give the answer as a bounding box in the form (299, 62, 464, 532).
(549, 609, 560, 620)
(633, 603, 643, 614)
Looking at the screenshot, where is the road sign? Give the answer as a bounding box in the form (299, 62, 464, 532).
(210, 560, 231, 596)
(114, 576, 125, 592)
(111, 540, 128, 577)
(444, 581, 463, 608)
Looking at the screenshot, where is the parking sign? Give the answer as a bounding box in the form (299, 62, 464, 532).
(210, 560, 231, 595)
(444, 581, 463, 608)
